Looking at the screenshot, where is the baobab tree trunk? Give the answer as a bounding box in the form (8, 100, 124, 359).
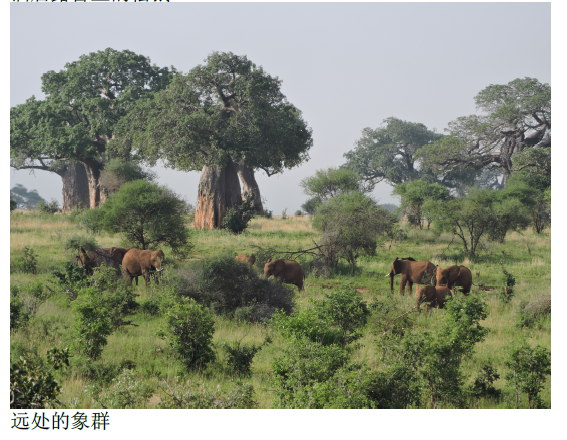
(60, 162, 90, 212)
(195, 159, 242, 230)
(234, 161, 264, 214)
(81, 159, 106, 208)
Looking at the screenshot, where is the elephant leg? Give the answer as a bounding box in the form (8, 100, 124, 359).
(407, 281, 414, 296)
(399, 275, 407, 296)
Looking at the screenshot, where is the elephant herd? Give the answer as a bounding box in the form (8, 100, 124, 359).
(77, 246, 164, 286)
(77, 247, 470, 314)
(386, 256, 473, 313)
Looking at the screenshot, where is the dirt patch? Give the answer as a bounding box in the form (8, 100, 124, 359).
(148, 393, 162, 408)
(356, 289, 370, 293)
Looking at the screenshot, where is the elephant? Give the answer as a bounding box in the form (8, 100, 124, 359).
(415, 285, 453, 313)
(77, 247, 123, 277)
(101, 247, 130, 265)
(386, 257, 436, 296)
(236, 253, 256, 265)
(436, 265, 472, 296)
(122, 248, 165, 286)
(264, 258, 305, 291)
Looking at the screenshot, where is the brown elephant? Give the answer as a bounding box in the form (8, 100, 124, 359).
(264, 258, 305, 291)
(77, 247, 124, 277)
(386, 257, 436, 296)
(101, 247, 130, 265)
(236, 253, 256, 265)
(415, 285, 453, 313)
(122, 249, 165, 286)
(436, 265, 472, 295)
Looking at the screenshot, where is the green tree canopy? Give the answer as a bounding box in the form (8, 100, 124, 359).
(343, 117, 443, 186)
(83, 180, 192, 256)
(313, 192, 396, 271)
(114, 52, 313, 229)
(10, 48, 175, 209)
(393, 180, 450, 229)
(418, 78, 551, 185)
(300, 167, 372, 201)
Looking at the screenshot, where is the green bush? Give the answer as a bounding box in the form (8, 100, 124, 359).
(222, 338, 270, 376)
(11, 245, 38, 274)
(516, 295, 551, 328)
(10, 196, 17, 211)
(221, 193, 260, 234)
(172, 253, 294, 321)
(271, 340, 350, 408)
(261, 209, 273, 219)
(499, 266, 516, 303)
(86, 369, 154, 409)
(157, 379, 258, 409)
(313, 192, 396, 271)
(37, 198, 61, 214)
(72, 287, 113, 360)
(10, 347, 70, 409)
(63, 235, 98, 253)
(72, 265, 138, 359)
(51, 261, 91, 301)
(504, 340, 551, 409)
(469, 364, 502, 403)
(158, 298, 216, 369)
(294, 210, 303, 216)
(10, 285, 28, 331)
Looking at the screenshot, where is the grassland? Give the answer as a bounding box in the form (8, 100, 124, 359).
(10, 210, 551, 408)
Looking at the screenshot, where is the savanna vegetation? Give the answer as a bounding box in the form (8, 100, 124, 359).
(10, 208, 550, 409)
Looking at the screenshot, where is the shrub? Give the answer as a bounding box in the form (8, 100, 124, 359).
(98, 157, 156, 194)
(10, 347, 70, 409)
(313, 192, 396, 271)
(72, 265, 138, 359)
(83, 180, 192, 257)
(301, 196, 321, 216)
(504, 340, 551, 409)
(17, 280, 51, 318)
(11, 245, 38, 274)
(294, 210, 303, 216)
(63, 235, 98, 253)
(516, 295, 551, 328)
(499, 265, 516, 303)
(469, 364, 502, 403)
(51, 261, 91, 301)
(158, 298, 216, 369)
(10, 196, 17, 211)
(281, 208, 288, 220)
(222, 337, 271, 376)
(173, 254, 294, 321)
(10, 285, 28, 331)
(157, 379, 258, 409)
(221, 193, 260, 234)
(37, 198, 61, 214)
(261, 209, 273, 219)
(79, 207, 106, 234)
(72, 286, 113, 360)
(271, 339, 350, 408)
(86, 369, 154, 409)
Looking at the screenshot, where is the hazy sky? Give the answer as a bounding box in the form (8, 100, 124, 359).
(9, 2, 551, 213)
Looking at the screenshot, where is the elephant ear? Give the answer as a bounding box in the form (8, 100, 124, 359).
(393, 257, 401, 273)
(273, 259, 286, 276)
(267, 258, 272, 263)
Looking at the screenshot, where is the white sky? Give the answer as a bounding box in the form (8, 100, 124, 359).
(9, 2, 551, 213)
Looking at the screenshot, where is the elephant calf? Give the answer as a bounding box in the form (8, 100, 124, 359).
(436, 265, 472, 296)
(122, 248, 165, 286)
(416, 285, 453, 313)
(264, 258, 305, 291)
(236, 253, 256, 265)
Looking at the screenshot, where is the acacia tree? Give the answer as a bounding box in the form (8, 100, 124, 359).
(418, 78, 551, 186)
(115, 52, 313, 229)
(10, 48, 175, 209)
(343, 117, 443, 186)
